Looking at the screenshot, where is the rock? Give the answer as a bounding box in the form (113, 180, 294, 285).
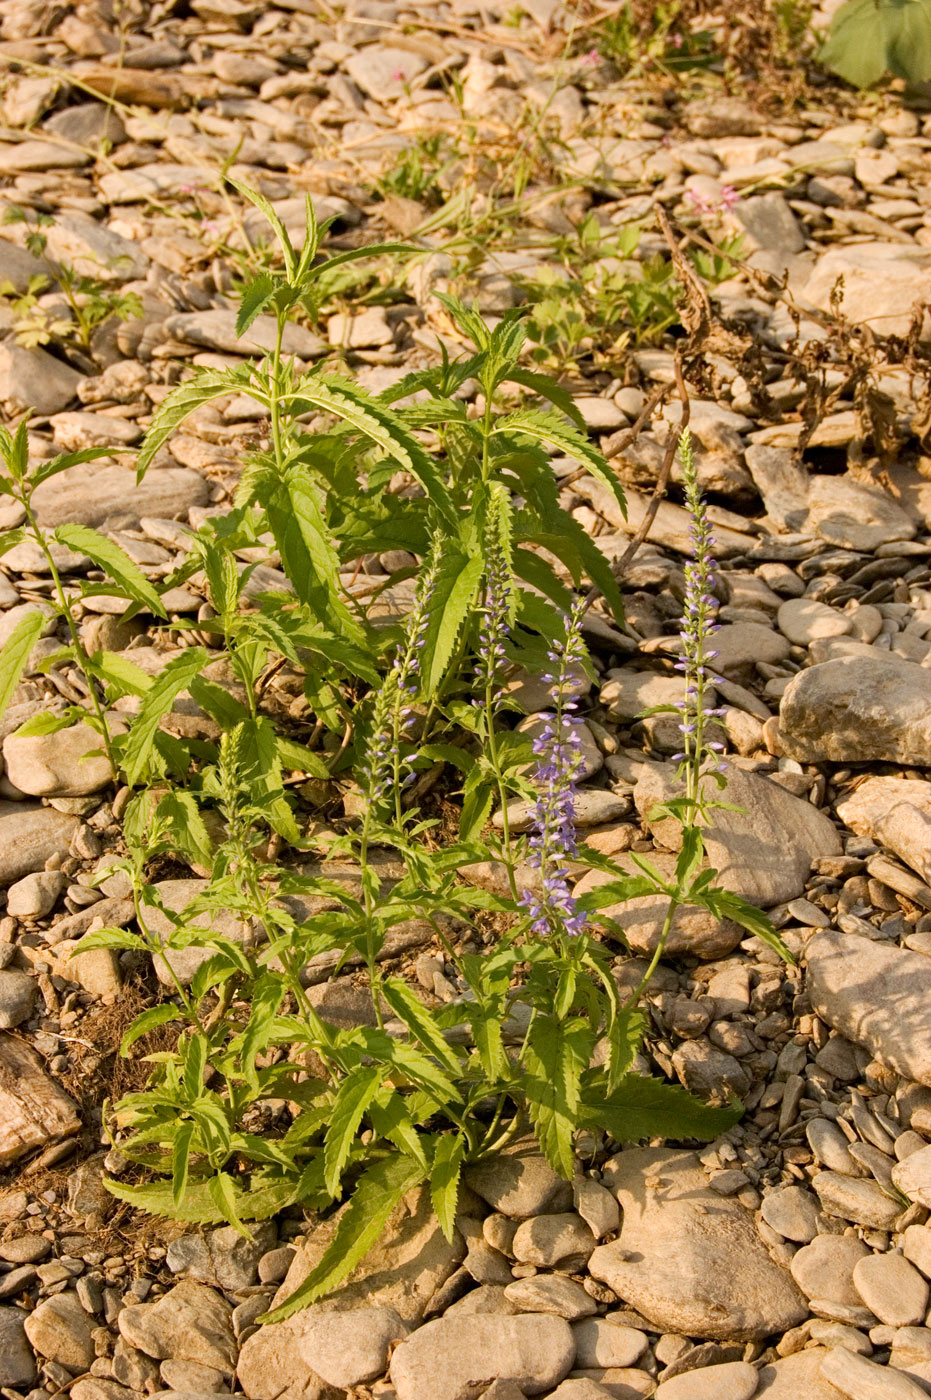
(852, 1253, 929, 1326)
(163, 309, 324, 359)
(237, 1316, 340, 1400)
(836, 779, 931, 841)
(872, 805, 931, 886)
(600, 671, 710, 724)
(820, 1347, 929, 1399)
(759, 1185, 820, 1242)
(804, 475, 917, 553)
(345, 45, 429, 99)
(0, 1031, 81, 1166)
(573, 1176, 620, 1239)
(465, 1142, 574, 1219)
(388, 1314, 574, 1400)
(781, 657, 931, 766)
(893, 1145, 931, 1207)
(503, 1275, 598, 1320)
(803, 244, 931, 339)
(903, 1226, 931, 1278)
(2, 720, 121, 798)
(118, 1283, 236, 1374)
(165, 1223, 275, 1291)
(756, 1349, 846, 1398)
(0, 343, 82, 415)
(654, 1361, 760, 1400)
(511, 1213, 596, 1266)
(778, 600, 852, 646)
(671, 1039, 751, 1103)
(572, 1319, 648, 1368)
(707, 622, 792, 678)
(0, 969, 36, 1028)
(634, 763, 841, 907)
(24, 1292, 95, 1371)
(0, 1307, 38, 1388)
(574, 848, 744, 960)
(296, 1306, 407, 1388)
(587, 1149, 807, 1340)
(42, 213, 148, 282)
(805, 931, 931, 1088)
(274, 1184, 464, 1326)
(6, 870, 67, 919)
(744, 446, 810, 531)
(791, 1234, 870, 1305)
(812, 1171, 901, 1229)
(31, 464, 209, 530)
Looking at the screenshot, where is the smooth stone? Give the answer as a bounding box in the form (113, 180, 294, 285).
(465, 1142, 574, 1219)
(890, 1327, 931, 1365)
(0, 1306, 38, 1387)
(31, 463, 209, 530)
(6, 870, 67, 919)
(706, 622, 792, 678)
(503, 1275, 598, 1320)
(820, 1346, 929, 1399)
(903, 1225, 931, 1278)
(760, 1185, 821, 1243)
(756, 1350, 846, 1398)
(237, 1316, 343, 1400)
(803, 244, 931, 340)
(780, 657, 931, 766)
(0, 970, 36, 1028)
(836, 779, 931, 841)
(806, 931, 931, 1088)
(3, 721, 123, 797)
(0, 805, 76, 886)
(165, 1223, 275, 1292)
(588, 1149, 807, 1340)
(635, 762, 841, 908)
(162, 309, 324, 359)
(791, 1235, 871, 1305)
(24, 1292, 95, 1370)
(806, 1119, 864, 1177)
(296, 1306, 407, 1388)
(511, 1213, 596, 1266)
(654, 1361, 760, 1400)
(872, 804, 931, 887)
(0, 343, 82, 415)
(389, 1314, 574, 1400)
(778, 599, 853, 646)
(117, 1283, 236, 1373)
(852, 1253, 929, 1326)
(893, 1146, 931, 1207)
(600, 671, 712, 724)
(812, 1172, 901, 1229)
(573, 1176, 621, 1239)
(571, 1319, 648, 1369)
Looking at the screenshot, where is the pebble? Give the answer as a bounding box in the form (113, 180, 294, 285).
(0, 969, 36, 1028)
(511, 1213, 596, 1266)
(296, 1305, 407, 1388)
(791, 1235, 871, 1305)
(892, 1146, 931, 1208)
(812, 1172, 902, 1229)
(571, 1318, 649, 1368)
(0, 1307, 37, 1388)
(388, 1314, 574, 1400)
(503, 1274, 598, 1320)
(778, 598, 852, 646)
(853, 1253, 929, 1326)
(654, 1361, 761, 1400)
(2, 721, 122, 798)
(23, 1291, 96, 1370)
(760, 1186, 821, 1242)
(820, 1345, 929, 1399)
(780, 656, 931, 766)
(6, 870, 68, 919)
(117, 1282, 236, 1373)
(0, 802, 79, 884)
(465, 1142, 574, 1218)
(903, 1225, 931, 1279)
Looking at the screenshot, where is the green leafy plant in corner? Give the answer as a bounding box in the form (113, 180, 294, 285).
(818, 0, 931, 86)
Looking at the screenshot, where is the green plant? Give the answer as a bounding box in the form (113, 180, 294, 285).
(594, 0, 719, 74)
(818, 0, 931, 86)
(2, 206, 143, 352)
(375, 133, 461, 208)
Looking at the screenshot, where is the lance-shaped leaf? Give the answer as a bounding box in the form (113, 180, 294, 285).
(497, 408, 627, 520)
(418, 550, 483, 695)
(122, 648, 209, 786)
(55, 524, 166, 617)
(137, 366, 255, 479)
(430, 1133, 466, 1243)
(324, 1064, 383, 1197)
(580, 1073, 742, 1142)
(0, 608, 43, 724)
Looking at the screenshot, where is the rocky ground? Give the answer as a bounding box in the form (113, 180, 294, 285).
(3, 1, 931, 1399)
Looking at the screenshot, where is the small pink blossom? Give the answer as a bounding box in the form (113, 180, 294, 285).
(391, 69, 407, 83)
(686, 188, 715, 215)
(719, 184, 739, 211)
(668, 31, 683, 48)
(579, 47, 601, 68)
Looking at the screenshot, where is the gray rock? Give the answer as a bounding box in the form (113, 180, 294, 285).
(71, 1381, 136, 1400)
(812, 1171, 901, 1229)
(571, 1318, 648, 1368)
(0, 800, 77, 891)
(587, 1149, 807, 1340)
(790, 1234, 870, 1304)
(389, 1314, 574, 1400)
(803, 243, 931, 339)
(345, 45, 429, 99)
(296, 1305, 407, 1388)
(32, 463, 209, 530)
(465, 1141, 573, 1219)
(165, 1223, 276, 1292)
(237, 1316, 340, 1400)
(6, 870, 67, 919)
(780, 656, 931, 766)
(804, 475, 917, 553)
(805, 931, 931, 1088)
(502, 1274, 598, 1320)
(163, 309, 324, 359)
(760, 1185, 821, 1242)
(3, 720, 123, 798)
(573, 1176, 620, 1239)
(158, 1360, 227, 1393)
(0, 1306, 38, 1387)
(0, 969, 36, 1028)
(117, 1282, 236, 1373)
(24, 1291, 95, 1370)
(756, 1349, 846, 1398)
(778, 599, 852, 646)
(707, 622, 792, 678)
(511, 1213, 596, 1266)
(730, 191, 804, 255)
(853, 1253, 929, 1327)
(654, 1361, 760, 1400)
(634, 762, 841, 907)
(0, 343, 82, 415)
(820, 1347, 929, 1399)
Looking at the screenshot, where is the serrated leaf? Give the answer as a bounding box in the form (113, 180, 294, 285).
(55, 524, 166, 617)
(157, 789, 216, 871)
(0, 608, 43, 724)
(30, 445, 129, 491)
(818, 0, 931, 86)
(120, 1003, 183, 1055)
(230, 178, 298, 279)
(524, 1015, 591, 1179)
(137, 367, 253, 479)
(262, 1153, 427, 1321)
(419, 551, 483, 695)
(324, 1065, 382, 1197)
(581, 1073, 742, 1142)
(122, 649, 209, 786)
(86, 650, 153, 697)
(505, 366, 585, 428)
(74, 926, 147, 954)
(499, 408, 627, 521)
(380, 978, 463, 1075)
(236, 272, 278, 335)
(430, 1133, 465, 1243)
(172, 1121, 195, 1208)
(239, 974, 284, 1092)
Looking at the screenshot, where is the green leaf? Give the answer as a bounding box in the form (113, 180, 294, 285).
(120, 1003, 183, 1055)
(236, 272, 278, 335)
(275, 734, 330, 779)
(675, 825, 704, 894)
(581, 1074, 742, 1142)
(157, 790, 216, 871)
(368, 1091, 429, 1169)
(137, 366, 253, 479)
(524, 1015, 590, 1179)
(55, 524, 166, 618)
(239, 974, 284, 1092)
(30, 446, 128, 491)
(75, 927, 147, 954)
(818, 0, 931, 86)
(419, 551, 483, 694)
(122, 648, 209, 786)
(264, 471, 364, 643)
(505, 367, 586, 429)
(0, 609, 43, 724)
(182, 1032, 208, 1097)
(209, 1171, 251, 1235)
(86, 650, 153, 697)
(230, 178, 298, 279)
(262, 1153, 427, 1321)
(380, 978, 463, 1075)
(103, 1171, 297, 1223)
(499, 408, 627, 521)
(172, 1121, 195, 1208)
(324, 1065, 382, 1197)
(430, 1134, 465, 1243)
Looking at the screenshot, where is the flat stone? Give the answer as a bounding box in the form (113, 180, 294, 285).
(0, 1307, 38, 1388)
(760, 1185, 821, 1242)
(163, 308, 324, 359)
(904, 1225, 931, 1278)
(6, 870, 67, 919)
(296, 1306, 407, 1388)
(600, 672, 712, 724)
(389, 1314, 574, 1400)
(806, 1119, 863, 1177)
(778, 599, 852, 646)
(572, 1319, 648, 1368)
(511, 1214, 596, 1266)
(634, 762, 841, 907)
(503, 1275, 598, 1320)
(820, 1347, 929, 1399)
(0, 343, 82, 415)
(836, 779, 931, 841)
(237, 1316, 341, 1400)
(654, 1361, 760, 1400)
(853, 1253, 929, 1326)
(756, 1349, 846, 1399)
(573, 1176, 621, 1239)
(465, 1142, 573, 1219)
(0, 970, 36, 1028)
(893, 1146, 931, 1207)
(790, 1234, 870, 1304)
(32, 463, 209, 530)
(812, 1172, 901, 1229)
(3, 720, 122, 798)
(165, 1223, 275, 1291)
(24, 1292, 95, 1371)
(345, 45, 429, 99)
(707, 622, 792, 678)
(805, 931, 931, 1088)
(803, 244, 931, 339)
(587, 1148, 807, 1340)
(117, 1282, 236, 1374)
